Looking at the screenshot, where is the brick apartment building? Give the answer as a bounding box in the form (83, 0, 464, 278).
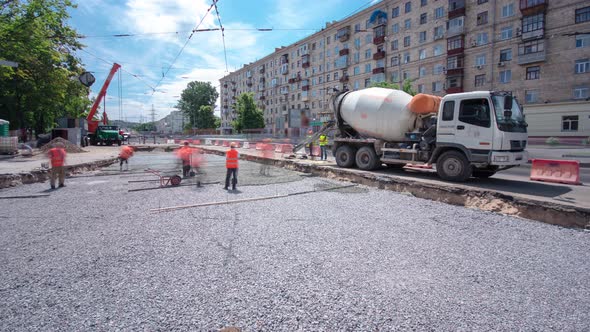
(219, 0, 590, 142)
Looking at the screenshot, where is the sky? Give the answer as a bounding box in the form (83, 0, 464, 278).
(68, 0, 381, 124)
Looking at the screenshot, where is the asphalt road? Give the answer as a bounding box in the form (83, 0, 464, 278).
(0, 152, 588, 330)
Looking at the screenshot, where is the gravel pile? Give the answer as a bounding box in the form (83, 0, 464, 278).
(0, 152, 588, 330)
(40, 137, 85, 153)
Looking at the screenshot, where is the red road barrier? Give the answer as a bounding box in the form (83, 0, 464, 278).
(193, 139, 201, 145)
(174, 139, 180, 144)
(255, 143, 264, 150)
(222, 141, 230, 147)
(530, 159, 581, 185)
(215, 140, 221, 146)
(274, 144, 294, 153)
(311, 146, 320, 156)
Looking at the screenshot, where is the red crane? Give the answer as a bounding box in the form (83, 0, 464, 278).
(87, 63, 121, 135)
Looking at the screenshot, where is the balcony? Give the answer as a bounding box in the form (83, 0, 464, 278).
(223, 83, 227, 88)
(288, 78, 295, 84)
(521, 28, 544, 41)
(447, 25, 464, 38)
(447, 46, 464, 56)
(246, 79, 253, 87)
(231, 88, 237, 92)
(339, 48, 350, 56)
(260, 95, 266, 100)
(259, 77, 265, 83)
(302, 85, 310, 91)
(372, 67, 385, 75)
(373, 50, 386, 60)
(520, 0, 547, 15)
(302, 62, 310, 68)
(517, 50, 546, 65)
(302, 54, 310, 68)
(339, 75, 349, 83)
(280, 54, 289, 64)
(337, 27, 351, 42)
(448, 6, 466, 19)
(445, 86, 464, 93)
(259, 66, 265, 74)
(446, 67, 464, 76)
(373, 35, 385, 45)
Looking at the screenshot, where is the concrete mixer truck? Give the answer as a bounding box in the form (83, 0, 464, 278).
(330, 87, 528, 182)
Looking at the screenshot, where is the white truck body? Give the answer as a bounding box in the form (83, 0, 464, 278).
(332, 88, 529, 181)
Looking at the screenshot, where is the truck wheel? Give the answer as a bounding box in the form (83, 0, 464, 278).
(436, 150, 472, 182)
(355, 146, 379, 171)
(335, 145, 357, 168)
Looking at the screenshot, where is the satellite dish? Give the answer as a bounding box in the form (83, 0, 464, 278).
(79, 72, 96, 87)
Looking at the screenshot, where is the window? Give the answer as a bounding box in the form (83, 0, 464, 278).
(447, 56, 463, 69)
(562, 116, 579, 131)
(448, 16, 464, 29)
(403, 52, 410, 63)
(432, 81, 443, 92)
(405, 1, 412, 13)
(459, 98, 491, 128)
(575, 6, 590, 23)
(354, 23, 361, 33)
(442, 101, 455, 121)
(403, 71, 410, 80)
(576, 34, 590, 48)
(365, 49, 372, 59)
(574, 87, 589, 99)
(326, 73, 330, 81)
(525, 90, 539, 103)
(404, 19, 412, 30)
(433, 44, 443, 56)
(327, 49, 331, 57)
(501, 26, 513, 40)
(327, 36, 331, 44)
(334, 72, 339, 80)
(365, 34, 372, 44)
(476, 54, 486, 66)
(420, 13, 427, 25)
(477, 11, 488, 25)
(447, 36, 463, 51)
(391, 71, 399, 82)
(434, 6, 444, 19)
(404, 36, 411, 47)
(519, 39, 544, 55)
(522, 13, 544, 33)
(476, 32, 489, 45)
(478, 0, 488, 3)
(475, 74, 486, 87)
(392, 23, 400, 34)
(501, 3, 514, 18)
(354, 80, 360, 90)
(353, 66, 360, 75)
(364, 78, 371, 88)
(434, 26, 444, 39)
(419, 49, 426, 60)
(575, 59, 590, 73)
(419, 66, 426, 77)
(419, 31, 427, 43)
(391, 56, 399, 66)
(421, 0, 428, 7)
(499, 70, 511, 83)
(392, 6, 400, 18)
(354, 37, 361, 49)
(391, 39, 399, 50)
(526, 66, 540, 80)
(418, 84, 425, 93)
(433, 64, 444, 74)
(365, 63, 372, 73)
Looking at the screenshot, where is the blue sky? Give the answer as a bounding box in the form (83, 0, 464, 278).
(68, 0, 380, 123)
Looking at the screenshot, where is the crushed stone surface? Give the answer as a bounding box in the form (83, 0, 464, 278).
(40, 137, 86, 153)
(0, 152, 588, 331)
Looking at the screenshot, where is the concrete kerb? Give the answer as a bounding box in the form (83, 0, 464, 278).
(0, 157, 119, 189)
(196, 146, 590, 229)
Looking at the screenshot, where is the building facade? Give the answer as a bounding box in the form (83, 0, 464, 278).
(156, 110, 188, 134)
(220, 0, 590, 141)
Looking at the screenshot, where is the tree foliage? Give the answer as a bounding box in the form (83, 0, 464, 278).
(0, 0, 90, 136)
(134, 122, 156, 132)
(371, 79, 417, 96)
(176, 81, 218, 129)
(231, 92, 264, 133)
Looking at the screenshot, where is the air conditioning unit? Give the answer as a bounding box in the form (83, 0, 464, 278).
(498, 61, 505, 67)
(476, 65, 484, 70)
(471, 40, 477, 47)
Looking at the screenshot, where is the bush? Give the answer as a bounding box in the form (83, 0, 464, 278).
(545, 137, 560, 146)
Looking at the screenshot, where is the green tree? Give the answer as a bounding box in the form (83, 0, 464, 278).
(176, 81, 218, 130)
(371, 79, 417, 96)
(0, 0, 89, 137)
(134, 122, 156, 132)
(231, 92, 263, 133)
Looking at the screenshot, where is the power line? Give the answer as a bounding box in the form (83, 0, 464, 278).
(151, 1, 217, 95)
(212, 0, 228, 72)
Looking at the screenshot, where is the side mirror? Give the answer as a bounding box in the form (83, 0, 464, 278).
(504, 96, 513, 110)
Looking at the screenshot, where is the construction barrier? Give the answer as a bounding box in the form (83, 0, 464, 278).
(530, 159, 581, 185)
(311, 146, 320, 156)
(174, 139, 180, 144)
(215, 140, 221, 146)
(193, 139, 201, 145)
(205, 139, 212, 145)
(255, 143, 264, 150)
(242, 142, 250, 149)
(167, 139, 175, 144)
(222, 141, 230, 147)
(274, 144, 294, 153)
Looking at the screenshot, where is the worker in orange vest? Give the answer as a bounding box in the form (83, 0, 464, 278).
(47, 142, 67, 189)
(118, 145, 135, 171)
(176, 142, 194, 177)
(224, 142, 239, 190)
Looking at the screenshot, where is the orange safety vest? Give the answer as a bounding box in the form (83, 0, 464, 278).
(226, 149, 239, 169)
(48, 148, 66, 167)
(119, 146, 134, 159)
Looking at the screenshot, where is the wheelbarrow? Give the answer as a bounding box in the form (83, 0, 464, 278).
(145, 169, 182, 187)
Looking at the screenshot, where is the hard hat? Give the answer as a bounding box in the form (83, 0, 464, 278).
(230, 142, 237, 148)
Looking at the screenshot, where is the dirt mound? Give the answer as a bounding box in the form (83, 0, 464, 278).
(40, 137, 86, 153)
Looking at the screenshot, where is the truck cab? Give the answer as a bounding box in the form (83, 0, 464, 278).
(433, 91, 528, 180)
(90, 125, 123, 146)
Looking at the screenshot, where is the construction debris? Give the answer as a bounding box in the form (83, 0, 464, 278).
(40, 137, 85, 153)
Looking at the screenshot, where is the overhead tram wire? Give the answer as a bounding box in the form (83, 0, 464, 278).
(212, 0, 229, 72)
(151, 1, 217, 96)
(76, 28, 319, 39)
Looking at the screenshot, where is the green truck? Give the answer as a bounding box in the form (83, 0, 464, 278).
(89, 125, 123, 146)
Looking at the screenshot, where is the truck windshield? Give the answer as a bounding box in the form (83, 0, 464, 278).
(491, 94, 527, 133)
(99, 126, 118, 130)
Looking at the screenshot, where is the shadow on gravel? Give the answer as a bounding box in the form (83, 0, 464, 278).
(472, 178, 572, 198)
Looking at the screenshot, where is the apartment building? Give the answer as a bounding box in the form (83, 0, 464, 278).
(220, 0, 590, 140)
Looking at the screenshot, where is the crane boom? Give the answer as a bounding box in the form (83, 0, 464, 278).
(87, 63, 121, 134)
